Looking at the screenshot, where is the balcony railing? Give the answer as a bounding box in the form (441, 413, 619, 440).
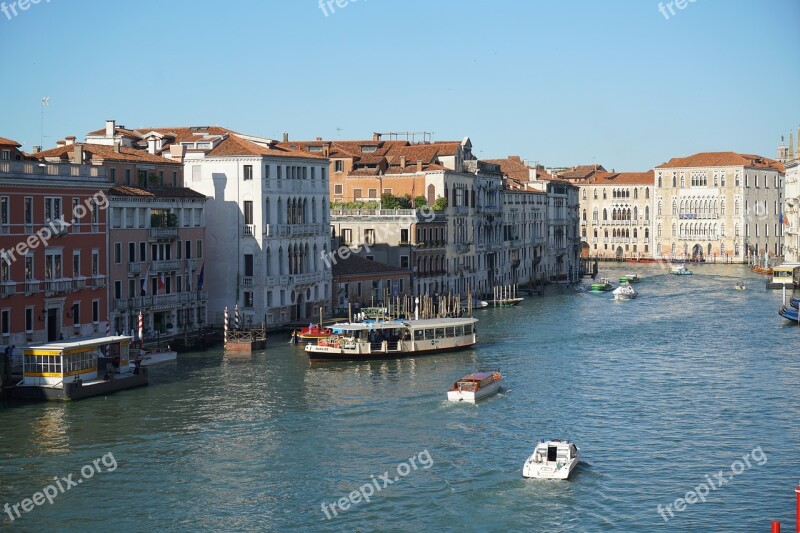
(45, 280, 71, 294)
(72, 277, 87, 290)
(0, 283, 15, 297)
(25, 281, 39, 294)
(149, 227, 178, 240)
(263, 223, 324, 238)
(242, 224, 255, 237)
(242, 276, 254, 288)
(92, 276, 105, 289)
(128, 262, 143, 275)
(115, 291, 209, 313)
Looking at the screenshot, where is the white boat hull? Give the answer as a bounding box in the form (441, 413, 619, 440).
(138, 350, 177, 366)
(447, 379, 502, 402)
(522, 456, 579, 480)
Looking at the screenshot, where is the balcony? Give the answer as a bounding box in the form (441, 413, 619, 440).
(242, 276, 254, 288)
(455, 243, 471, 253)
(0, 283, 16, 297)
(291, 272, 323, 286)
(128, 262, 143, 275)
(242, 224, 255, 237)
(152, 260, 179, 272)
(149, 227, 178, 240)
(184, 259, 197, 271)
(72, 277, 87, 290)
(25, 281, 39, 294)
(92, 276, 105, 289)
(263, 223, 324, 238)
(45, 280, 71, 295)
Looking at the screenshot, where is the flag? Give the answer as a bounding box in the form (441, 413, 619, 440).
(140, 262, 150, 296)
(197, 263, 204, 290)
(780, 212, 789, 226)
(158, 272, 165, 290)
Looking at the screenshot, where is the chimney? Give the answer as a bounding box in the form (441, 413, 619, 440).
(322, 145, 330, 157)
(105, 119, 116, 137)
(56, 139, 66, 147)
(400, 156, 406, 168)
(509, 155, 521, 162)
(32, 145, 42, 153)
(73, 145, 84, 164)
(316, 136, 323, 141)
(114, 141, 121, 154)
(373, 133, 381, 141)
(169, 144, 186, 160)
(416, 160, 423, 172)
(282, 132, 289, 142)
(64, 136, 76, 146)
(147, 137, 158, 155)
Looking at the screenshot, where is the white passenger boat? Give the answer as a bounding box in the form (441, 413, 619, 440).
(447, 371, 502, 402)
(304, 317, 478, 362)
(671, 264, 692, 275)
(522, 439, 580, 480)
(612, 283, 638, 301)
(136, 348, 177, 366)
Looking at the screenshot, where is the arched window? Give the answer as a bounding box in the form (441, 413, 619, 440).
(672, 175, 677, 187)
(734, 200, 740, 215)
(721, 223, 725, 236)
(633, 206, 638, 220)
(645, 206, 649, 220)
(672, 200, 677, 215)
(645, 188, 650, 199)
(657, 200, 662, 216)
(582, 189, 587, 199)
(634, 188, 638, 199)
(658, 176, 663, 187)
(657, 224, 662, 238)
(593, 228, 598, 238)
(593, 189, 598, 199)
(645, 228, 649, 238)
(672, 223, 676, 236)
(603, 189, 607, 199)
(633, 228, 638, 238)
(582, 209, 587, 221)
(603, 209, 608, 221)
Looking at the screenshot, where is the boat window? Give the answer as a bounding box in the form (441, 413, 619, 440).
(455, 325, 464, 336)
(424, 329, 434, 340)
(414, 330, 424, 341)
(547, 447, 558, 462)
(435, 328, 445, 339)
(445, 327, 455, 338)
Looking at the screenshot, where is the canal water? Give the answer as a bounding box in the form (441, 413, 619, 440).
(1, 264, 798, 532)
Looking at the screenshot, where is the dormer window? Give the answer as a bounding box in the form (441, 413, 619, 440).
(360, 146, 377, 153)
(308, 146, 323, 153)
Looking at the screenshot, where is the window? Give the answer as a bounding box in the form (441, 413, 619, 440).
(400, 229, 409, 243)
(244, 291, 254, 308)
(353, 188, 362, 200)
(44, 197, 61, 223)
(244, 254, 254, 277)
(244, 201, 254, 225)
(24, 196, 33, 230)
(192, 165, 201, 182)
(185, 241, 192, 259)
(25, 307, 33, 332)
(92, 300, 99, 323)
(1, 309, 9, 336)
(196, 240, 203, 258)
(243, 165, 253, 181)
(341, 229, 352, 245)
(0, 196, 8, 228)
(593, 190, 597, 199)
(277, 166, 282, 179)
(140, 242, 146, 262)
(0, 150, 9, 160)
(335, 160, 344, 173)
(114, 280, 122, 300)
(400, 256, 409, 268)
(334, 184, 343, 195)
(92, 250, 99, 276)
(45, 252, 63, 279)
(114, 242, 121, 263)
(364, 229, 375, 245)
(125, 169, 131, 185)
(172, 171, 178, 186)
(368, 189, 377, 198)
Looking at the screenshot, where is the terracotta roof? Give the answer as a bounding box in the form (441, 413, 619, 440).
(32, 142, 182, 165)
(484, 157, 532, 183)
(205, 134, 325, 159)
(0, 136, 21, 147)
(108, 185, 207, 199)
(556, 164, 607, 180)
(656, 152, 784, 172)
(584, 170, 655, 186)
(332, 254, 408, 277)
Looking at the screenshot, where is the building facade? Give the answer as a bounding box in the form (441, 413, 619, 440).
(0, 149, 110, 351)
(576, 171, 655, 259)
(654, 152, 784, 262)
(780, 130, 799, 263)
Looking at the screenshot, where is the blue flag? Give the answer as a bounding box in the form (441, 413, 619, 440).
(197, 263, 204, 289)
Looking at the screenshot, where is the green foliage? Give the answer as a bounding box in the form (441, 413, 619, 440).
(414, 195, 428, 209)
(331, 200, 380, 210)
(380, 193, 402, 210)
(432, 196, 448, 211)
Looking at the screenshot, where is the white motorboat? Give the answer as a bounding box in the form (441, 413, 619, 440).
(734, 282, 746, 291)
(670, 264, 692, 275)
(136, 348, 177, 367)
(447, 371, 502, 402)
(612, 283, 638, 301)
(522, 439, 580, 480)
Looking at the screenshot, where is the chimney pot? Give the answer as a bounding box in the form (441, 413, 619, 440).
(373, 133, 381, 141)
(32, 145, 42, 153)
(56, 140, 66, 147)
(114, 141, 121, 154)
(105, 120, 116, 137)
(316, 136, 322, 141)
(73, 145, 84, 165)
(282, 132, 289, 142)
(400, 156, 406, 168)
(416, 160, 423, 172)
(64, 136, 76, 145)
(322, 145, 330, 157)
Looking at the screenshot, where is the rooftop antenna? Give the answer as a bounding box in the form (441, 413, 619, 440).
(336, 127, 343, 138)
(40, 96, 50, 147)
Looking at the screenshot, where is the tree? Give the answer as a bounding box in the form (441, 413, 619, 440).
(381, 193, 402, 210)
(414, 196, 428, 209)
(432, 196, 448, 212)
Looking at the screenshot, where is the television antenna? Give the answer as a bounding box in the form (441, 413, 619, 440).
(40, 96, 50, 147)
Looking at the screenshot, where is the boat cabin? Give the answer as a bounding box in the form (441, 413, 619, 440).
(769, 263, 800, 288)
(22, 335, 133, 388)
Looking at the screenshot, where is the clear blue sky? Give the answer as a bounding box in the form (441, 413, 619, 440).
(1, 0, 798, 170)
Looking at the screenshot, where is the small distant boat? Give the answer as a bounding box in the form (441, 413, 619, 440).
(490, 298, 524, 307)
(522, 439, 580, 480)
(734, 282, 746, 291)
(295, 323, 333, 340)
(779, 305, 800, 324)
(447, 371, 503, 402)
(618, 274, 640, 284)
(461, 298, 489, 310)
(589, 278, 613, 292)
(612, 283, 637, 301)
(671, 264, 692, 275)
(137, 348, 177, 367)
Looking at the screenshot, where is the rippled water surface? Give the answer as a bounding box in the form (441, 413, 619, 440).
(1, 264, 798, 532)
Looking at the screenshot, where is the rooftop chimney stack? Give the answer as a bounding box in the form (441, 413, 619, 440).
(283, 132, 289, 142)
(316, 136, 323, 141)
(32, 146, 42, 153)
(73, 145, 84, 165)
(373, 133, 381, 141)
(416, 160, 423, 172)
(105, 120, 115, 138)
(114, 141, 121, 154)
(64, 136, 76, 146)
(400, 156, 406, 168)
(56, 139, 66, 147)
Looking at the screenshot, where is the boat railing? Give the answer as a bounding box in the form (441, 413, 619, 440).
(370, 341, 383, 352)
(386, 341, 399, 351)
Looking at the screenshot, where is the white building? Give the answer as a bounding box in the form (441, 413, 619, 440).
(94, 125, 334, 328)
(780, 129, 800, 262)
(654, 152, 785, 262)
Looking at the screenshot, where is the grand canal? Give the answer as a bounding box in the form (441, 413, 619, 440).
(1, 263, 798, 532)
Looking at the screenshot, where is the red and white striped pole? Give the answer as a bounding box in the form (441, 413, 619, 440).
(772, 519, 780, 533)
(795, 483, 799, 533)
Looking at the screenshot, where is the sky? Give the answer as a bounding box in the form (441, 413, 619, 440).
(1, 0, 799, 171)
